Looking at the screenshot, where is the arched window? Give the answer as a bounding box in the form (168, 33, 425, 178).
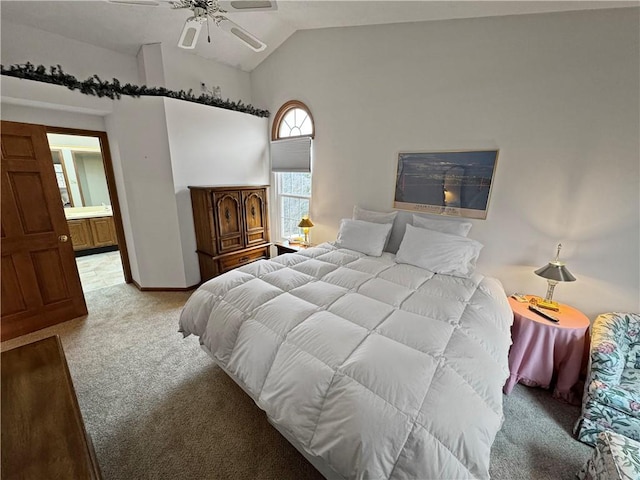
(271, 101, 314, 242)
(271, 100, 315, 140)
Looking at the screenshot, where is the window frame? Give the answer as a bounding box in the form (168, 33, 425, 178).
(271, 100, 314, 241)
(272, 173, 312, 240)
(271, 100, 315, 141)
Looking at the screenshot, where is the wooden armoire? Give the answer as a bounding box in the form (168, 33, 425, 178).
(189, 185, 270, 282)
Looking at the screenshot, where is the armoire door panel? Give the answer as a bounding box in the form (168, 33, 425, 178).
(244, 191, 264, 230)
(215, 193, 241, 236)
(214, 192, 243, 253)
(242, 190, 267, 246)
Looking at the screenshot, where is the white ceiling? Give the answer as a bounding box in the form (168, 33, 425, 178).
(1, 0, 638, 72)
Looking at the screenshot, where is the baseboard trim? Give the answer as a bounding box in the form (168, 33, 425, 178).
(131, 280, 198, 292)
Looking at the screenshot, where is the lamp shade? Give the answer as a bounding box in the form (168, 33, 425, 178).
(534, 243, 575, 305)
(534, 243, 576, 282)
(298, 217, 314, 228)
(534, 263, 576, 282)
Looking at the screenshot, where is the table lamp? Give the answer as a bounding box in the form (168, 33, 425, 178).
(298, 216, 314, 245)
(534, 243, 576, 310)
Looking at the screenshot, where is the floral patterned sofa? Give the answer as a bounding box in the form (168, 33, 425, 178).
(577, 430, 640, 480)
(574, 312, 640, 446)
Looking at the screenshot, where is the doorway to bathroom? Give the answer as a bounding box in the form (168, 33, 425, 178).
(46, 130, 130, 293)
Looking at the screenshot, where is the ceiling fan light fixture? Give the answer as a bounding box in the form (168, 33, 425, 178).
(178, 17, 203, 49)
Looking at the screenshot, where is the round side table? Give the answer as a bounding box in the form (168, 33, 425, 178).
(503, 295, 590, 402)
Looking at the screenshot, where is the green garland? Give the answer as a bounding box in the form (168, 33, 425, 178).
(1, 63, 269, 118)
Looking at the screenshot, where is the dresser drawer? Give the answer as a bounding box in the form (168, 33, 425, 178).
(218, 246, 269, 273)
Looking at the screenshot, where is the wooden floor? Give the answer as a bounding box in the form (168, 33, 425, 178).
(76, 251, 124, 292)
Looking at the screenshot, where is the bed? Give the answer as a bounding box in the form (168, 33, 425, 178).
(179, 213, 513, 480)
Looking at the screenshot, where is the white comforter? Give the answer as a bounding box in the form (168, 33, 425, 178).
(179, 243, 513, 480)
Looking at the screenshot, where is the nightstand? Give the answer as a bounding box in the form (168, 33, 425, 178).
(503, 295, 590, 403)
(273, 241, 313, 256)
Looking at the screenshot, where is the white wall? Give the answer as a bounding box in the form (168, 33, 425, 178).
(251, 8, 640, 319)
(105, 96, 187, 288)
(2, 21, 254, 105)
(161, 45, 253, 103)
(136, 43, 252, 102)
(1, 75, 113, 130)
(1, 103, 107, 132)
(137, 43, 251, 104)
(1, 22, 139, 85)
(104, 96, 269, 288)
(75, 153, 111, 207)
(164, 97, 269, 286)
(137, 43, 167, 88)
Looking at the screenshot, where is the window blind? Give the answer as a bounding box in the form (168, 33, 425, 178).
(270, 136, 312, 172)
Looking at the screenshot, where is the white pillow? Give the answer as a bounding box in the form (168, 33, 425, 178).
(336, 219, 393, 257)
(412, 214, 472, 237)
(353, 206, 398, 225)
(353, 206, 397, 248)
(396, 224, 483, 278)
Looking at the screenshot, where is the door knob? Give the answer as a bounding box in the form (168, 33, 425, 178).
(58, 235, 69, 243)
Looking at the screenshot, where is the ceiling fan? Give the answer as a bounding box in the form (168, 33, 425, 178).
(107, 0, 276, 52)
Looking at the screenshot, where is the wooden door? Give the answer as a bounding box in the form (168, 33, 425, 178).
(213, 191, 243, 254)
(242, 189, 268, 246)
(1, 121, 87, 341)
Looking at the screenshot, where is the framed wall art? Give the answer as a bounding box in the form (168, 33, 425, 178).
(394, 149, 499, 219)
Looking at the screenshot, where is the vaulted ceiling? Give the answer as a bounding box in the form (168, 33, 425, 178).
(1, 1, 637, 72)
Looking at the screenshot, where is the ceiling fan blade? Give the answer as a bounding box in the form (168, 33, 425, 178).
(106, 0, 162, 5)
(217, 17, 266, 52)
(178, 17, 204, 49)
(218, 1, 277, 12)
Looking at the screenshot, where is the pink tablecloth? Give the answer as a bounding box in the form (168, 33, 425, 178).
(503, 296, 590, 403)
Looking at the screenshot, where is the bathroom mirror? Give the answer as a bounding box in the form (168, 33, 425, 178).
(47, 133, 111, 209)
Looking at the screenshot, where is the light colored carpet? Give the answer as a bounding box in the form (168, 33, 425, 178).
(1, 283, 592, 479)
